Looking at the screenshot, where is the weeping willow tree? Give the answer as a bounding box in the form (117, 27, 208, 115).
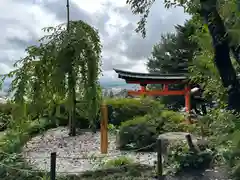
(7, 20, 102, 136)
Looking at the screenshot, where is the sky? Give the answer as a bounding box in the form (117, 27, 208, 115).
(0, 0, 189, 85)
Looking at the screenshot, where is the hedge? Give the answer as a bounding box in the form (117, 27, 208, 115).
(105, 98, 163, 126)
(118, 110, 195, 151)
(0, 98, 164, 130)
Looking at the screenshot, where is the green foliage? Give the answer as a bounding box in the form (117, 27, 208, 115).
(118, 110, 192, 151)
(108, 124, 117, 133)
(147, 20, 198, 109)
(0, 117, 55, 180)
(119, 115, 158, 150)
(197, 109, 240, 178)
(5, 20, 102, 132)
(0, 103, 16, 115)
(0, 112, 12, 131)
(105, 98, 163, 126)
(165, 142, 215, 174)
(103, 156, 134, 168)
(147, 20, 198, 74)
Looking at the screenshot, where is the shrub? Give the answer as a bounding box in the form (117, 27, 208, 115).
(0, 112, 12, 131)
(203, 109, 240, 179)
(166, 142, 215, 174)
(103, 156, 134, 168)
(160, 110, 189, 133)
(118, 110, 194, 151)
(0, 103, 16, 115)
(118, 115, 158, 151)
(0, 117, 55, 180)
(105, 98, 163, 126)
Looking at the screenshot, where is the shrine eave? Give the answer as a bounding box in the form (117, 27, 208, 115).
(113, 68, 188, 83)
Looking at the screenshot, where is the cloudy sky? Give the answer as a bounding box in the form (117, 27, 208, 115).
(1, 0, 189, 84)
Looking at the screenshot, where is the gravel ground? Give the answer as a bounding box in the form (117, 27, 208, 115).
(21, 127, 157, 174)
(21, 127, 229, 179)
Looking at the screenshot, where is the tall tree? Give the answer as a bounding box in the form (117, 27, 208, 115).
(147, 20, 198, 109)
(148, 20, 197, 74)
(126, 0, 240, 112)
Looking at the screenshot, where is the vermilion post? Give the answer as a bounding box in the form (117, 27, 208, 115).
(163, 84, 168, 91)
(100, 103, 108, 154)
(140, 85, 146, 92)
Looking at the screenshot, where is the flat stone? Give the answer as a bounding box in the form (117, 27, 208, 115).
(158, 132, 199, 163)
(158, 132, 196, 141)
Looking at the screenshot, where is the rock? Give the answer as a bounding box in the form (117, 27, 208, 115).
(157, 132, 200, 163)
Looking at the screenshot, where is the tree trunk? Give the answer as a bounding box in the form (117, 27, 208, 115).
(199, 0, 240, 112)
(68, 66, 76, 136)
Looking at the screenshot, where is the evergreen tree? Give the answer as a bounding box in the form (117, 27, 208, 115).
(147, 20, 198, 109)
(147, 20, 197, 74)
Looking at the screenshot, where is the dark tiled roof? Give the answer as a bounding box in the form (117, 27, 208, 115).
(113, 68, 187, 80)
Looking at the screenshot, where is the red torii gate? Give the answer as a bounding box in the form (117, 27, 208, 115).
(113, 69, 192, 123)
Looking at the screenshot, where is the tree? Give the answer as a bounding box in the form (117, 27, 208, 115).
(147, 20, 197, 74)
(126, 0, 240, 112)
(146, 20, 198, 109)
(6, 20, 102, 135)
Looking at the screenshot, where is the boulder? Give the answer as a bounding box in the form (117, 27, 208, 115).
(157, 132, 201, 163)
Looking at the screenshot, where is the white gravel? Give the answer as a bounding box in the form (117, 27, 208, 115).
(21, 127, 157, 174)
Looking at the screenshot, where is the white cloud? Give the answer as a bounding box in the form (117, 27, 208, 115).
(0, 63, 13, 74)
(0, 0, 189, 85)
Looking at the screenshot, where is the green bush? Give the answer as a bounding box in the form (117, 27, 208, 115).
(0, 103, 16, 115)
(118, 110, 194, 151)
(105, 98, 163, 126)
(0, 117, 56, 180)
(0, 103, 16, 132)
(160, 110, 189, 133)
(0, 112, 12, 131)
(166, 142, 215, 174)
(118, 115, 158, 151)
(203, 109, 240, 178)
(103, 156, 134, 168)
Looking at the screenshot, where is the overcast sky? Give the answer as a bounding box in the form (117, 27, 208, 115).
(1, 0, 189, 84)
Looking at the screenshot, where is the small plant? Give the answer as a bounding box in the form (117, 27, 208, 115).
(103, 156, 134, 168)
(164, 142, 215, 175)
(108, 124, 117, 133)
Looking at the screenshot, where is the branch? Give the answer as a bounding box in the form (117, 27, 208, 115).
(126, 0, 156, 38)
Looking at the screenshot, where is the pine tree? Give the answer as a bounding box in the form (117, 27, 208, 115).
(147, 20, 198, 109)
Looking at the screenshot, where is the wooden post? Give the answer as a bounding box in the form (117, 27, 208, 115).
(185, 134, 199, 153)
(100, 103, 108, 154)
(50, 152, 56, 180)
(157, 138, 164, 180)
(185, 85, 192, 123)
